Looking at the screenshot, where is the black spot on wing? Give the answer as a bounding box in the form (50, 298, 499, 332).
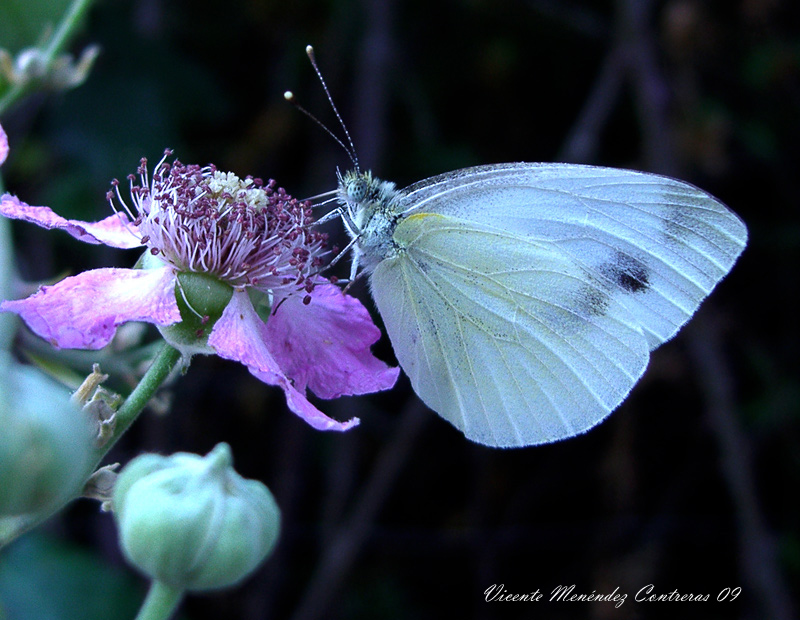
(599, 251, 650, 294)
(575, 282, 611, 318)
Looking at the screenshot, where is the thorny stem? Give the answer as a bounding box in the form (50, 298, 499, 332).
(97, 343, 182, 456)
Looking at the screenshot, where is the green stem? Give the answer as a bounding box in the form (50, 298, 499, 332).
(43, 0, 96, 59)
(0, 211, 18, 351)
(92, 343, 182, 461)
(0, 0, 97, 116)
(135, 581, 184, 620)
(0, 343, 183, 550)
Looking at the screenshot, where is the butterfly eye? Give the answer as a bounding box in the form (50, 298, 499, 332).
(346, 177, 369, 203)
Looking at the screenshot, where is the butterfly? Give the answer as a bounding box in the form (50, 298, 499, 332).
(291, 47, 748, 448)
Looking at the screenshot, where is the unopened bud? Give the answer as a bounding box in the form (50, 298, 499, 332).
(113, 443, 280, 591)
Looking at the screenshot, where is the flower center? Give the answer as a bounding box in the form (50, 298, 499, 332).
(108, 152, 328, 300)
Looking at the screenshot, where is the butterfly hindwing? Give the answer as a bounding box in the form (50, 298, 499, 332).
(369, 212, 652, 447)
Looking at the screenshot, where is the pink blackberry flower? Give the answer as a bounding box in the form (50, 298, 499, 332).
(0, 148, 398, 431)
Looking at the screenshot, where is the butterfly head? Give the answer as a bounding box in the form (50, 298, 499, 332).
(336, 169, 398, 217)
(339, 169, 372, 204)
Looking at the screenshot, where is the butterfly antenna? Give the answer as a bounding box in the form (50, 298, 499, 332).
(290, 45, 360, 172)
(284, 91, 356, 168)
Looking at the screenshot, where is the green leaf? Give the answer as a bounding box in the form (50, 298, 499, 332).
(0, 532, 142, 620)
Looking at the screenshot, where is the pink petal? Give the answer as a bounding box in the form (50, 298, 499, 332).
(1, 266, 180, 349)
(0, 124, 7, 166)
(209, 290, 358, 432)
(0, 194, 142, 249)
(265, 283, 399, 399)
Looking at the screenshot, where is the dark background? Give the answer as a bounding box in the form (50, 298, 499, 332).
(0, 0, 797, 619)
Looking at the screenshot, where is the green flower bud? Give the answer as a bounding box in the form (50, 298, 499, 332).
(113, 443, 280, 591)
(0, 361, 95, 516)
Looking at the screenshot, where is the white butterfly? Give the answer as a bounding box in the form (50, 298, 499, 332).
(331, 163, 747, 447)
(291, 47, 748, 448)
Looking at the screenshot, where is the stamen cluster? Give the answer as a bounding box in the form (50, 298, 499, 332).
(108, 150, 328, 299)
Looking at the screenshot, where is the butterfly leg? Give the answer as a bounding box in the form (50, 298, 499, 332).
(349, 250, 361, 282)
(327, 234, 360, 269)
(311, 206, 345, 226)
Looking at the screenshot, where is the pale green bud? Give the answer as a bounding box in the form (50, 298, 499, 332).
(113, 443, 280, 591)
(0, 362, 95, 516)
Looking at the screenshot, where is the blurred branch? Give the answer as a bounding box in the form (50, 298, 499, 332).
(687, 315, 795, 620)
(290, 399, 429, 620)
(559, 0, 677, 173)
(243, 414, 312, 619)
(557, 45, 625, 163)
(616, 0, 678, 175)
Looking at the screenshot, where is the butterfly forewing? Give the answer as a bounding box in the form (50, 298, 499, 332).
(393, 163, 748, 350)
